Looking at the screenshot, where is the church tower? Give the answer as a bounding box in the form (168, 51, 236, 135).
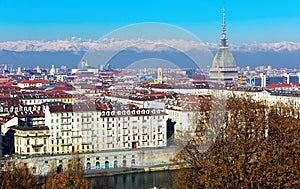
(50, 65, 55, 75)
(209, 5, 238, 82)
(157, 65, 163, 84)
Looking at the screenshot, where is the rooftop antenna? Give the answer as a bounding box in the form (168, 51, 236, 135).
(220, 3, 228, 47)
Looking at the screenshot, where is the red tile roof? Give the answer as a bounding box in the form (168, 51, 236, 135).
(19, 79, 49, 84)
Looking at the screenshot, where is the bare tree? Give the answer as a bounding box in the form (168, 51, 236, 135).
(0, 161, 36, 189)
(173, 95, 300, 188)
(42, 153, 89, 189)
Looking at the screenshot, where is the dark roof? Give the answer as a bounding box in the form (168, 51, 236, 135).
(10, 125, 49, 131)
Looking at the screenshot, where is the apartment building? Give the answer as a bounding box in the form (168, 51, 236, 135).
(44, 102, 167, 155)
(9, 126, 50, 155)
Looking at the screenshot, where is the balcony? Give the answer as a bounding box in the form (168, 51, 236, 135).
(61, 116, 71, 119)
(71, 135, 82, 138)
(107, 127, 112, 130)
(61, 129, 71, 132)
(123, 133, 128, 136)
(82, 142, 92, 145)
(61, 143, 72, 146)
(61, 122, 71, 125)
(32, 144, 43, 148)
(142, 132, 147, 135)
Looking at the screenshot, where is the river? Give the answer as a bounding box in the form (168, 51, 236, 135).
(87, 170, 176, 189)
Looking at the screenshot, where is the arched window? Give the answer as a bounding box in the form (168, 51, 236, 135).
(105, 161, 109, 169)
(131, 159, 135, 166)
(123, 160, 127, 168)
(96, 161, 100, 169)
(114, 160, 118, 168)
(86, 162, 91, 170)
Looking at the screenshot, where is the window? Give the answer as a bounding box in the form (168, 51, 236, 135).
(27, 139, 30, 145)
(27, 147, 30, 153)
(44, 138, 47, 144)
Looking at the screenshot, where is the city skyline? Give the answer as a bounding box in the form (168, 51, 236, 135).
(1, 0, 300, 43)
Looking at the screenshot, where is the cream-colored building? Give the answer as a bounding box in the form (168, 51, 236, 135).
(10, 126, 50, 155)
(44, 103, 167, 155)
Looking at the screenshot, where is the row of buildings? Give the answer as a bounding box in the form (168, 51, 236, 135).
(0, 5, 299, 175)
(1, 98, 168, 157)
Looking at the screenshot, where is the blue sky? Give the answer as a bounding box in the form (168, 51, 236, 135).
(0, 0, 300, 43)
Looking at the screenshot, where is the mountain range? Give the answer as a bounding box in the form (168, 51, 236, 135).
(0, 38, 299, 69)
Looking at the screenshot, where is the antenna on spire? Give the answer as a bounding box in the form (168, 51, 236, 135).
(220, 3, 228, 47)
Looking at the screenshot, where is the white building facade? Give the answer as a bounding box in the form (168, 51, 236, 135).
(44, 103, 167, 155)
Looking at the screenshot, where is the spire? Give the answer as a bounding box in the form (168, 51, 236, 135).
(220, 4, 228, 47)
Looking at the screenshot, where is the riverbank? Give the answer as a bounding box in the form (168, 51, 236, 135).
(85, 163, 182, 178)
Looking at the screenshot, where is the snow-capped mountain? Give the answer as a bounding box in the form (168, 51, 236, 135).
(0, 38, 299, 69)
(1, 37, 300, 53)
